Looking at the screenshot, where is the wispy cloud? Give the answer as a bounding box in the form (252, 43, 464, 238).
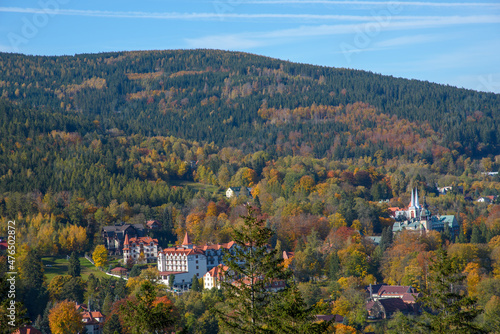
(0, 44, 19, 53)
(2, 7, 498, 22)
(374, 33, 450, 48)
(186, 15, 500, 49)
(246, 1, 500, 8)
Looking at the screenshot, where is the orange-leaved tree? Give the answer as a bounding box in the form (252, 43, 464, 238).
(48, 300, 84, 334)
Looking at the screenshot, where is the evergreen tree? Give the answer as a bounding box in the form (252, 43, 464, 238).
(129, 265, 141, 278)
(419, 249, 486, 333)
(20, 248, 49, 320)
(114, 279, 128, 300)
(326, 251, 341, 280)
(34, 301, 52, 334)
(102, 293, 114, 316)
(120, 281, 176, 334)
(216, 207, 330, 334)
(103, 313, 122, 334)
(191, 274, 201, 292)
(68, 252, 81, 277)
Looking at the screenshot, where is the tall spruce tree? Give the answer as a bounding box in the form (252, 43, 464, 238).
(419, 249, 486, 333)
(68, 252, 81, 277)
(191, 274, 201, 292)
(216, 207, 330, 334)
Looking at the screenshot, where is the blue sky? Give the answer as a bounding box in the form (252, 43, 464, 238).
(1, 0, 499, 93)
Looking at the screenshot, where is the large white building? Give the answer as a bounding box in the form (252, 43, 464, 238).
(157, 233, 240, 289)
(123, 234, 159, 264)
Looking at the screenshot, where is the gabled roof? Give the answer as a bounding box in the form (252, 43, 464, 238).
(128, 236, 158, 245)
(283, 251, 294, 260)
(377, 285, 414, 296)
(146, 220, 161, 228)
(205, 264, 229, 278)
(82, 310, 105, 324)
(196, 241, 237, 252)
(366, 283, 387, 295)
(377, 298, 408, 313)
(161, 247, 205, 256)
(12, 326, 42, 334)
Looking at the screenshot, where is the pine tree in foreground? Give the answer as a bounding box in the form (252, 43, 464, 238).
(215, 207, 331, 334)
(419, 249, 486, 334)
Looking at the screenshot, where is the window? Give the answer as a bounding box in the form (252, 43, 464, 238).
(196, 260, 198, 264)
(196, 266, 199, 269)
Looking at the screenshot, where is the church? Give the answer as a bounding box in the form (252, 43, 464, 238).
(390, 188, 459, 237)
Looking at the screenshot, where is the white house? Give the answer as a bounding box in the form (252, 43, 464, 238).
(225, 187, 251, 198)
(81, 310, 105, 334)
(123, 235, 159, 264)
(203, 264, 229, 290)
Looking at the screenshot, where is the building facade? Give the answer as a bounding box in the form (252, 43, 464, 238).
(123, 234, 159, 264)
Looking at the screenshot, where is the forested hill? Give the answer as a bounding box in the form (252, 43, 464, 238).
(0, 49, 499, 160)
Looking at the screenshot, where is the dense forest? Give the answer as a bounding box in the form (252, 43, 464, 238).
(0, 49, 500, 333)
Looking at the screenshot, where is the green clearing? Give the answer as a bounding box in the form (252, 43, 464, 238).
(42, 255, 122, 283)
(169, 180, 221, 194)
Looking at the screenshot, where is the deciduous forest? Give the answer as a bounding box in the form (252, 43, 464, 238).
(0, 50, 499, 333)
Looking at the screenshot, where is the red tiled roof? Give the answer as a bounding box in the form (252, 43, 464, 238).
(128, 236, 158, 245)
(161, 247, 204, 256)
(146, 220, 160, 228)
(75, 303, 88, 311)
(377, 298, 408, 313)
(206, 265, 229, 278)
(401, 292, 420, 303)
(197, 241, 236, 251)
(283, 251, 294, 260)
(91, 311, 104, 318)
(377, 285, 414, 296)
(12, 326, 42, 334)
(82, 311, 105, 324)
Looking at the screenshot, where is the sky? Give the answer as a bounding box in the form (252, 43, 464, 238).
(1, 0, 499, 93)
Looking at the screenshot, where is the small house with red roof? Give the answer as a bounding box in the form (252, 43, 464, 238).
(11, 326, 42, 334)
(81, 310, 105, 334)
(366, 298, 409, 319)
(146, 220, 161, 230)
(204, 264, 229, 290)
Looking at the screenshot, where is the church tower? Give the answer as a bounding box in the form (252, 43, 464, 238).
(408, 188, 421, 219)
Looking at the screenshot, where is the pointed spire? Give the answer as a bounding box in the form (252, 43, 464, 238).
(182, 232, 192, 246)
(124, 233, 129, 245)
(410, 188, 415, 207)
(415, 188, 419, 208)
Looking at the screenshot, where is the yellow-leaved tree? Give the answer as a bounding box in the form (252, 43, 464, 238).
(49, 300, 84, 334)
(92, 245, 108, 269)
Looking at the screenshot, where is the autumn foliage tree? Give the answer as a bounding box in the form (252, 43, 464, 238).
(92, 245, 108, 269)
(48, 300, 84, 334)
